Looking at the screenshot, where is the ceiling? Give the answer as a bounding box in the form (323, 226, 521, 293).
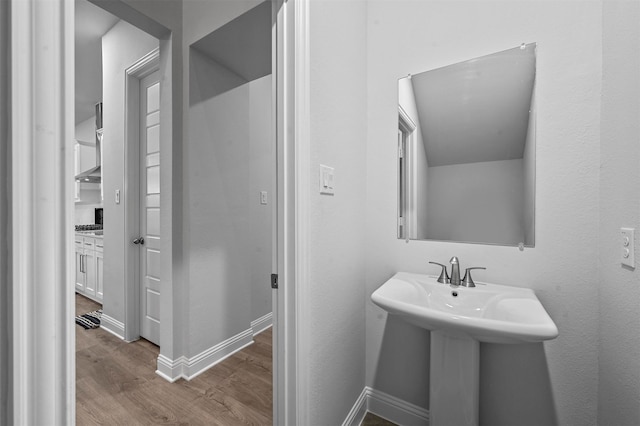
(191, 1, 272, 83)
(410, 44, 536, 167)
(75, 0, 119, 125)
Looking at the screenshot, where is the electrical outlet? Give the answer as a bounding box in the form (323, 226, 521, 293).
(621, 228, 635, 268)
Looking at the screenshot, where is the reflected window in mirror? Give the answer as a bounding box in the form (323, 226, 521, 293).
(397, 43, 536, 247)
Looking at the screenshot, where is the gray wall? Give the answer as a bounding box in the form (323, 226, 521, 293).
(187, 48, 272, 356)
(307, 0, 368, 423)
(598, 1, 640, 424)
(0, 0, 10, 422)
(183, 0, 271, 358)
(366, 2, 601, 425)
(100, 0, 271, 363)
(101, 20, 159, 327)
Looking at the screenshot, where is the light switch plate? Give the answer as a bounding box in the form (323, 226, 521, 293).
(319, 164, 335, 195)
(260, 191, 268, 205)
(621, 227, 635, 268)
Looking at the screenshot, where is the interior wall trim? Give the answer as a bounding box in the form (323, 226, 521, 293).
(342, 387, 369, 426)
(343, 387, 430, 426)
(100, 314, 126, 340)
(155, 328, 254, 382)
(274, 0, 310, 423)
(10, 0, 75, 423)
(251, 312, 273, 336)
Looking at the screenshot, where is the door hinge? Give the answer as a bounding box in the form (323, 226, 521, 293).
(271, 273, 279, 289)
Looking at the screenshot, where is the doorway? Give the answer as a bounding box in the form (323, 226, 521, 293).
(73, 0, 281, 423)
(5, 0, 302, 422)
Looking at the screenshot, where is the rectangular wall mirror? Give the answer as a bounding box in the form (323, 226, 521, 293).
(397, 43, 536, 247)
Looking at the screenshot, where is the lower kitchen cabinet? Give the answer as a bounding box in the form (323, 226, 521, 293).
(75, 234, 103, 303)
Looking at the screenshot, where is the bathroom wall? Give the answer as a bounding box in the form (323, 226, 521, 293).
(426, 159, 524, 245)
(598, 1, 640, 424)
(306, 0, 368, 423)
(366, 2, 601, 425)
(101, 20, 159, 328)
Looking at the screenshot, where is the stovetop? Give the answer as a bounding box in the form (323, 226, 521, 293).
(75, 224, 103, 231)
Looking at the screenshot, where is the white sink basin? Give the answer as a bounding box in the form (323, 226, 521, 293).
(371, 272, 558, 344)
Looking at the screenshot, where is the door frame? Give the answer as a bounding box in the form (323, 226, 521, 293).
(123, 48, 160, 343)
(274, 0, 311, 423)
(8, 0, 308, 424)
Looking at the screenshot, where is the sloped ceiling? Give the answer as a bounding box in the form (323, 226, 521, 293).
(75, 0, 119, 125)
(411, 44, 536, 167)
(190, 1, 272, 83)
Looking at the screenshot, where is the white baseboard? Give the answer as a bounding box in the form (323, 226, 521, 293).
(155, 328, 254, 382)
(342, 387, 369, 426)
(251, 312, 273, 335)
(343, 387, 429, 426)
(100, 314, 125, 340)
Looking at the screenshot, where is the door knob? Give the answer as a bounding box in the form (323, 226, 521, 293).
(132, 237, 145, 245)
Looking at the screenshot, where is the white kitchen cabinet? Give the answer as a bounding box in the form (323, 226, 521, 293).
(75, 238, 85, 292)
(75, 234, 103, 303)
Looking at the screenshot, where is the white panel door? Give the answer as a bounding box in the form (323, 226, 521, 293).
(139, 70, 161, 345)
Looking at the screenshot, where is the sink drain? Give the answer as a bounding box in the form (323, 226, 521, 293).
(451, 291, 458, 297)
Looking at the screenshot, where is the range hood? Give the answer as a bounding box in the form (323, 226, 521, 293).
(75, 103, 102, 184)
(75, 133, 102, 184)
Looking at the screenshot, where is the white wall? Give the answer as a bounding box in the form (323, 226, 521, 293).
(598, 1, 640, 424)
(101, 20, 159, 327)
(366, 2, 601, 425)
(306, 1, 368, 424)
(75, 116, 95, 143)
(426, 159, 524, 245)
(248, 75, 274, 323)
(74, 116, 102, 222)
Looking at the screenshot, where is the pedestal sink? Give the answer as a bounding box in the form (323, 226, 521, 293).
(371, 272, 558, 426)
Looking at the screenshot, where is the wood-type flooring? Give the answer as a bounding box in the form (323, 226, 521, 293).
(360, 413, 397, 426)
(76, 294, 272, 425)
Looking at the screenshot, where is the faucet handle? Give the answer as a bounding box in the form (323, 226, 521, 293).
(461, 267, 486, 287)
(429, 261, 450, 284)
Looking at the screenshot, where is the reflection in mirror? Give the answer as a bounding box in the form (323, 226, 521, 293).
(397, 43, 536, 247)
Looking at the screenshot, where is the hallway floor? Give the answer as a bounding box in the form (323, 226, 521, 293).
(76, 294, 272, 425)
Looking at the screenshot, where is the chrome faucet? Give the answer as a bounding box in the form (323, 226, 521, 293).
(430, 257, 486, 287)
(449, 256, 461, 286)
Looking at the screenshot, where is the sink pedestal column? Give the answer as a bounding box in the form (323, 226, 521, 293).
(430, 331, 480, 426)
